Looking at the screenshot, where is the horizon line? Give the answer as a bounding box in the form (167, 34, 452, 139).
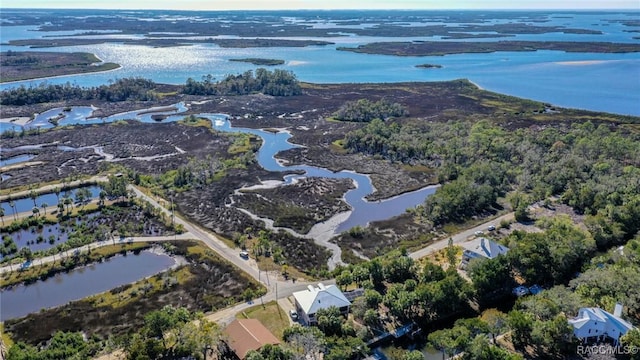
(1, 7, 639, 11)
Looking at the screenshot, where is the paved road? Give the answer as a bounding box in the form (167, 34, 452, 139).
(409, 212, 515, 260)
(2, 183, 309, 298)
(4, 179, 510, 337)
(0, 233, 194, 274)
(127, 186, 319, 297)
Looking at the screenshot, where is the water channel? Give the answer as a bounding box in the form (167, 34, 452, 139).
(0, 102, 438, 318)
(5, 104, 437, 237)
(0, 154, 36, 168)
(1, 185, 102, 215)
(0, 249, 176, 321)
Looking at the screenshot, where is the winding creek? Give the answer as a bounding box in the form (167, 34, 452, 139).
(4, 103, 437, 240)
(1, 102, 438, 318)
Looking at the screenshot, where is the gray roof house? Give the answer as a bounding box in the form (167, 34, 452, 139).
(460, 237, 509, 269)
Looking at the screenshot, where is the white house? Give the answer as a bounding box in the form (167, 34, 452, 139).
(292, 283, 351, 325)
(569, 305, 636, 345)
(460, 237, 509, 269)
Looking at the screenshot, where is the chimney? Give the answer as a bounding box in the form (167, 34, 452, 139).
(614, 303, 623, 317)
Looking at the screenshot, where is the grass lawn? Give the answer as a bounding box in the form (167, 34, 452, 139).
(0, 323, 14, 349)
(238, 300, 290, 340)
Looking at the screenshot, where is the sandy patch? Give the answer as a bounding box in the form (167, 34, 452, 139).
(238, 180, 285, 191)
(190, 100, 212, 105)
(467, 80, 484, 90)
(288, 60, 308, 66)
(0, 116, 31, 126)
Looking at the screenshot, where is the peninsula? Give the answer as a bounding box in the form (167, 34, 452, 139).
(0, 51, 120, 83)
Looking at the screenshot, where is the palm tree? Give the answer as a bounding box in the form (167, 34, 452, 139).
(57, 201, 64, 217)
(0, 207, 4, 226)
(29, 190, 37, 208)
(9, 200, 17, 220)
(75, 187, 92, 210)
(32, 207, 40, 218)
(98, 190, 106, 208)
(41, 202, 48, 216)
(63, 196, 73, 216)
(75, 189, 86, 209)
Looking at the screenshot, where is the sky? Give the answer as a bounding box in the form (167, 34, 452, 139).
(1, 0, 638, 10)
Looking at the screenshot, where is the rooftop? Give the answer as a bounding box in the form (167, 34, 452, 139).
(293, 282, 351, 315)
(462, 237, 509, 259)
(223, 319, 280, 359)
(569, 307, 635, 335)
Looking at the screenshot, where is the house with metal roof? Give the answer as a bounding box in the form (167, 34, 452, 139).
(223, 319, 281, 359)
(569, 304, 636, 345)
(459, 237, 509, 269)
(292, 283, 351, 325)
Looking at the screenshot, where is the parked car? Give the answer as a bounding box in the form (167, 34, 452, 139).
(289, 309, 298, 320)
(474, 230, 484, 236)
(529, 284, 543, 295)
(488, 225, 496, 231)
(512, 286, 530, 297)
(239, 251, 249, 259)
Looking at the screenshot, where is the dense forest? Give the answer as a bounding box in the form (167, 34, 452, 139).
(0, 68, 302, 106)
(0, 77, 158, 105)
(183, 68, 302, 96)
(344, 118, 640, 245)
(333, 98, 408, 122)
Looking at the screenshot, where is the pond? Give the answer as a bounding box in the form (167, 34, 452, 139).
(1, 213, 100, 256)
(1, 185, 102, 216)
(0, 249, 177, 321)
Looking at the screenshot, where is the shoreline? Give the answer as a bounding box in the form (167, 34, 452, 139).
(0, 116, 32, 126)
(0, 246, 185, 322)
(466, 79, 484, 90)
(0, 63, 123, 86)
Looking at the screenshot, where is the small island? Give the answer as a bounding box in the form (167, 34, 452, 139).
(0, 51, 120, 83)
(229, 58, 285, 66)
(415, 63, 443, 69)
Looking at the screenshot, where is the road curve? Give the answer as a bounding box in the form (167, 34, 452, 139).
(409, 212, 515, 260)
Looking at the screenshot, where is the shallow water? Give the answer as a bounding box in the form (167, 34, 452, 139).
(0, 154, 35, 167)
(0, 11, 638, 115)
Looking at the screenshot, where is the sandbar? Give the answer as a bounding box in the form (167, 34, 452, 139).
(0, 117, 31, 126)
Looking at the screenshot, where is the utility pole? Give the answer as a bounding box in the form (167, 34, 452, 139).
(171, 196, 176, 241)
